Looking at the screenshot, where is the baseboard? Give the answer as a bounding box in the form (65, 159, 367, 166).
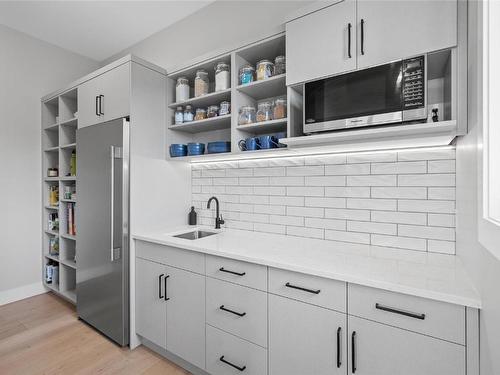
(0, 281, 47, 306)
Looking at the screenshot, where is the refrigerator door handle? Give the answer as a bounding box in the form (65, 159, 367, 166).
(110, 145, 122, 262)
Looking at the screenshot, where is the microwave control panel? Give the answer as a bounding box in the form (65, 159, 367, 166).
(402, 56, 425, 110)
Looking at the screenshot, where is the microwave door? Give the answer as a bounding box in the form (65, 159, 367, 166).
(304, 61, 404, 133)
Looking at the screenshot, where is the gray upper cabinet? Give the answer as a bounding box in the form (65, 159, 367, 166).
(286, 0, 356, 86)
(78, 62, 131, 128)
(269, 294, 347, 375)
(357, 0, 457, 69)
(348, 316, 465, 375)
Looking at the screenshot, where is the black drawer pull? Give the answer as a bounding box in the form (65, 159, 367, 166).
(158, 274, 164, 299)
(220, 305, 246, 317)
(285, 282, 320, 294)
(375, 303, 426, 320)
(164, 275, 170, 301)
(360, 19, 365, 55)
(336, 327, 342, 368)
(220, 356, 246, 371)
(99, 94, 104, 115)
(95, 96, 100, 116)
(351, 331, 356, 373)
(347, 23, 352, 58)
(219, 267, 246, 276)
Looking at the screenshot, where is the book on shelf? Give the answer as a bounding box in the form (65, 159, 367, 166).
(66, 202, 76, 236)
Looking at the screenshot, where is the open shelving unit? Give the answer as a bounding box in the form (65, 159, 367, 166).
(41, 88, 78, 305)
(166, 33, 289, 161)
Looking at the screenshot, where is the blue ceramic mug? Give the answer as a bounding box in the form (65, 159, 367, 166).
(259, 135, 280, 149)
(238, 137, 260, 151)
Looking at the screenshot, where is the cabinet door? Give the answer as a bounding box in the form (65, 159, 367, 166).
(348, 316, 465, 375)
(166, 266, 205, 370)
(135, 258, 166, 349)
(77, 76, 102, 128)
(286, 0, 356, 85)
(357, 0, 457, 68)
(100, 62, 130, 122)
(269, 294, 347, 375)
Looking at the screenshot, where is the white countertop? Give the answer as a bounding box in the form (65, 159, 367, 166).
(133, 226, 481, 308)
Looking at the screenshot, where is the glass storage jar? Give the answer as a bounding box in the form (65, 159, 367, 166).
(183, 105, 194, 122)
(238, 105, 256, 125)
(194, 70, 209, 97)
(219, 101, 231, 116)
(194, 108, 207, 121)
(256, 101, 273, 122)
(174, 106, 184, 124)
(239, 64, 255, 85)
(215, 62, 230, 91)
(256, 59, 274, 81)
(175, 77, 190, 102)
(273, 97, 287, 119)
(207, 105, 219, 118)
(274, 55, 286, 75)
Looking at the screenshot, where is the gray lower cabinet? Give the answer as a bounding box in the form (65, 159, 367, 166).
(135, 257, 205, 369)
(348, 315, 466, 375)
(269, 294, 347, 375)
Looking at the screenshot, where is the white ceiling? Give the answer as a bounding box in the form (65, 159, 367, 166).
(0, 1, 214, 61)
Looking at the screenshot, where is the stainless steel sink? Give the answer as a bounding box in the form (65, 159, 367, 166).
(173, 230, 218, 240)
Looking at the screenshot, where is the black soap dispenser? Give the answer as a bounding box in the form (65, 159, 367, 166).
(188, 206, 197, 225)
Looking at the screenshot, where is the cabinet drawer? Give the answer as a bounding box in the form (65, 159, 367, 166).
(206, 278, 267, 347)
(135, 240, 204, 274)
(348, 284, 465, 345)
(206, 255, 267, 291)
(206, 325, 267, 375)
(269, 268, 346, 312)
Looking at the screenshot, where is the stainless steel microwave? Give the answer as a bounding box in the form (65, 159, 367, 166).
(303, 56, 427, 134)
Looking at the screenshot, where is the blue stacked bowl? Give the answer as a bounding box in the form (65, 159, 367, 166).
(207, 141, 231, 154)
(169, 143, 187, 157)
(187, 143, 205, 156)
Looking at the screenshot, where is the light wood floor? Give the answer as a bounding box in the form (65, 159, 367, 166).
(0, 293, 190, 375)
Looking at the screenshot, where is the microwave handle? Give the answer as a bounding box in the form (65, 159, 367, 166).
(348, 23, 352, 59)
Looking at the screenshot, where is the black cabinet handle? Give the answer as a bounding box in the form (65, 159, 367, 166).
(347, 23, 352, 58)
(351, 331, 356, 373)
(285, 282, 320, 294)
(99, 94, 104, 115)
(337, 327, 342, 368)
(219, 356, 246, 372)
(164, 275, 170, 301)
(360, 19, 365, 55)
(219, 267, 246, 276)
(375, 303, 426, 320)
(158, 274, 164, 299)
(96, 96, 100, 116)
(220, 305, 246, 317)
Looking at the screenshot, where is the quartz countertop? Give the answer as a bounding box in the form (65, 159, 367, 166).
(133, 226, 481, 308)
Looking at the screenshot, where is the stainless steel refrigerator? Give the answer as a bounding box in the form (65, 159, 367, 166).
(76, 118, 129, 346)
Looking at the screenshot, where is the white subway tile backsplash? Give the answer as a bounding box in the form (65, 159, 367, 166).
(191, 148, 457, 254)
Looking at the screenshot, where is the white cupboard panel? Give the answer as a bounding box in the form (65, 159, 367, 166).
(205, 255, 267, 291)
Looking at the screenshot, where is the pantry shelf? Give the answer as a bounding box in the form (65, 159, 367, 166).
(237, 118, 288, 133)
(61, 259, 77, 269)
(60, 143, 76, 150)
(44, 123, 59, 130)
(60, 176, 76, 181)
(62, 289, 76, 303)
(61, 198, 76, 203)
(44, 146, 59, 152)
(45, 254, 59, 262)
(169, 114, 231, 133)
(168, 89, 231, 110)
(60, 117, 77, 127)
(45, 205, 59, 210)
(45, 230, 59, 236)
(61, 233, 76, 241)
(236, 74, 286, 99)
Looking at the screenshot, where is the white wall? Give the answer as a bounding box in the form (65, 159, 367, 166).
(0, 25, 98, 305)
(456, 1, 500, 374)
(103, 1, 312, 71)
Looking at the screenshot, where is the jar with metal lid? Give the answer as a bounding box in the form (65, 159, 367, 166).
(239, 64, 255, 85)
(207, 105, 219, 118)
(194, 70, 209, 97)
(256, 59, 274, 81)
(273, 97, 287, 119)
(183, 105, 194, 122)
(215, 62, 230, 91)
(274, 55, 286, 75)
(219, 101, 231, 116)
(174, 106, 184, 124)
(238, 105, 256, 125)
(194, 108, 207, 121)
(256, 101, 273, 122)
(175, 77, 190, 102)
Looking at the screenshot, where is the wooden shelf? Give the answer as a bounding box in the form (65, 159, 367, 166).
(171, 151, 232, 161)
(236, 74, 286, 99)
(168, 89, 231, 109)
(237, 118, 287, 133)
(169, 114, 231, 133)
(61, 233, 76, 241)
